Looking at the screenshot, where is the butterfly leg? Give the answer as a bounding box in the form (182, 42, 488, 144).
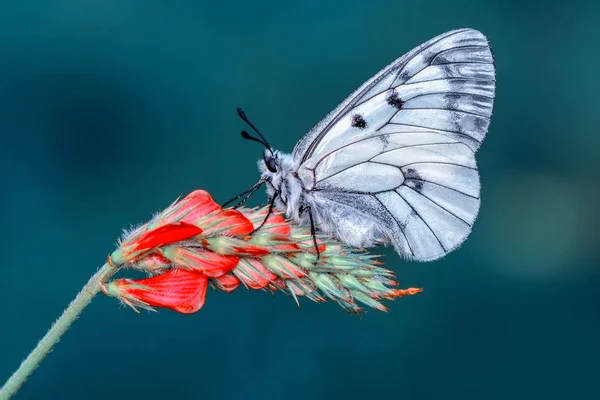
(252, 192, 278, 234)
(222, 179, 265, 208)
(299, 205, 320, 260)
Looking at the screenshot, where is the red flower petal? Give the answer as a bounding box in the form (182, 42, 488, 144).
(211, 273, 241, 292)
(246, 233, 300, 253)
(266, 236, 300, 252)
(268, 243, 300, 252)
(160, 246, 240, 277)
(197, 209, 255, 237)
(111, 269, 209, 314)
(135, 253, 172, 273)
(131, 222, 203, 256)
(232, 244, 271, 256)
(204, 237, 270, 256)
(114, 222, 204, 264)
(233, 259, 278, 290)
(262, 255, 306, 279)
(161, 190, 222, 225)
(244, 208, 290, 236)
(267, 215, 289, 235)
(300, 239, 326, 254)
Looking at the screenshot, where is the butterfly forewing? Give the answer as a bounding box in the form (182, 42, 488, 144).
(292, 28, 495, 261)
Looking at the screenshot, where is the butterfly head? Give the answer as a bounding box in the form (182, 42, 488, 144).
(258, 149, 297, 213)
(258, 149, 293, 179)
(263, 148, 278, 173)
(236, 107, 297, 208)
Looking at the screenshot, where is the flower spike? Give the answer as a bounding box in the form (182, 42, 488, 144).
(103, 190, 422, 314)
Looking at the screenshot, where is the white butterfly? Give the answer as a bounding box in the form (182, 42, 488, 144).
(234, 28, 495, 261)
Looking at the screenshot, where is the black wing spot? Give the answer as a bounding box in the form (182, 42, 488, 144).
(474, 116, 488, 130)
(404, 168, 423, 192)
(444, 94, 460, 110)
(397, 70, 411, 82)
(386, 91, 405, 110)
(450, 111, 466, 134)
(351, 114, 367, 129)
(412, 181, 424, 192)
(399, 216, 408, 231)
(380, 134, 390, 148)
(404, 168, 420, 179)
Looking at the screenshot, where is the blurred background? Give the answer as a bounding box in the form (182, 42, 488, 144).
(0, 1, 598, 399)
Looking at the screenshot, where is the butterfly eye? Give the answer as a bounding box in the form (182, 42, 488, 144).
(265, 157, 277, 173)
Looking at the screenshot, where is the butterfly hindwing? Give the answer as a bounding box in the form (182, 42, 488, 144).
(292, 28, 495, 261)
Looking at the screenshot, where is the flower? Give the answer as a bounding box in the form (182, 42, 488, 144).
(110, 222, 204, 266)
(108, 190, 221, 266)
(101, 269, 208, 314)
(102, 189, 422, 314)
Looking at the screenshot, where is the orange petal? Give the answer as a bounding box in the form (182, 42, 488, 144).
(394, 287, 423, 297)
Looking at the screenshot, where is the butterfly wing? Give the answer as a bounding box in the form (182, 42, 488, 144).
(292, 28, 495, 261)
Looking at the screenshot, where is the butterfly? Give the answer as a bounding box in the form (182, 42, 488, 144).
(228, 28, 496, 261)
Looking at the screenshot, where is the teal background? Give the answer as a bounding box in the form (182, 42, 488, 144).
(0, 1, 598, 399)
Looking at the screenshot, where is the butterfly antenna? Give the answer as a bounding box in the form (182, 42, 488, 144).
(240, 130, 268, 148)
(237, 107, 273, 154)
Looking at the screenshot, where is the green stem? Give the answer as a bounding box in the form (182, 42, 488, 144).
(0, 263, 117, 400)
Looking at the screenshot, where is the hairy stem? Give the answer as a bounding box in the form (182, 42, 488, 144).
(0, 263, 117, 400)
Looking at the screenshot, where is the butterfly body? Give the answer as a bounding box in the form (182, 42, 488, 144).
(254, 28, 495, 261)
(261, 150, 389, 249)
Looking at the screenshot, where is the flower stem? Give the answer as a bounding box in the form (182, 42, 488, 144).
(0, 262, 117, 400)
